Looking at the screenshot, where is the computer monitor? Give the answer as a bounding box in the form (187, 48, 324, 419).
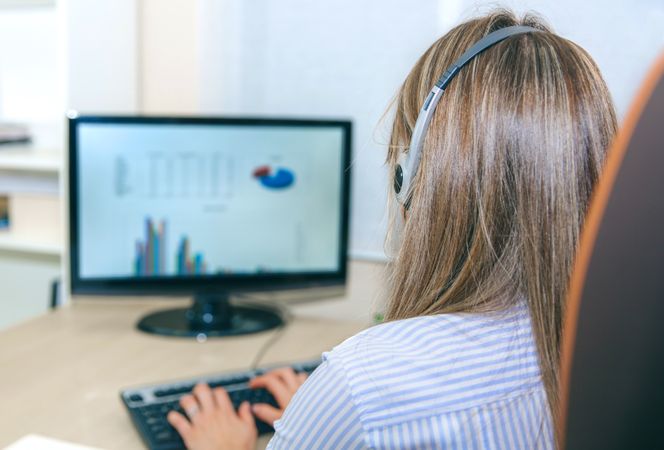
(68, 115, 351, 338)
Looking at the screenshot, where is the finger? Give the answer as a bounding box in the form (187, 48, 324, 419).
(212, 387, 234, 415)
(297, 372, 308, 384)
(193, 383, 216, 412)
(179, 394, 201, 421)
(252, 403, 283, 426)
(167, 411, 193, 442)
(249, 369, 287, 388)
(270, 367, 302, 391)
(249, 375, 291, 408)
(238, 401, 257, 429)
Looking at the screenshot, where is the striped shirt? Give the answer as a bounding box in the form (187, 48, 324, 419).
(267, 303, 554, 449)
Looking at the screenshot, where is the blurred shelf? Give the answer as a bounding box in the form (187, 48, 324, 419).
(0, 235, 62, 256)
(0, 145, 62, 174)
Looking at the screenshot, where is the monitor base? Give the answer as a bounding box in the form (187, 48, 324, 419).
(136, 293, 284, 338)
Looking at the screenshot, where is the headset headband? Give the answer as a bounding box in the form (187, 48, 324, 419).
(394, 25, 540, 205)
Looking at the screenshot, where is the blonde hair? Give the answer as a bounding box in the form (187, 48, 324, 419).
(384, 9, 617, 436)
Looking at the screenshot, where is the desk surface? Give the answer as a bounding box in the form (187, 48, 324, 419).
(0, 260, 385, 449)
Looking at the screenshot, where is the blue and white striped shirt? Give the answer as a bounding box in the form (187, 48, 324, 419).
(267, 303, 554, 449)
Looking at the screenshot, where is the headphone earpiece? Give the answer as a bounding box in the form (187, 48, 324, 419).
(394, 164, 404, 194)
(394, 150, 413, 206)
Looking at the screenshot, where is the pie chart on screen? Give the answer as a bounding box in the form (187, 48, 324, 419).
(252, 165, 296, 189)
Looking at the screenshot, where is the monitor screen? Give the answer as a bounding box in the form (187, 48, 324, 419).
(68, 116, 351, 295)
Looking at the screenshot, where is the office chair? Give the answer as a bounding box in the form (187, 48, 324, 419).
(560, 51, 664, 449)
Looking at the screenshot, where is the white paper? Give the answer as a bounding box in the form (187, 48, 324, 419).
(4, 435, 102, 450)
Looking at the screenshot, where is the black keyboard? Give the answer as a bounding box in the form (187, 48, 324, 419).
(121, 359, 321, 450)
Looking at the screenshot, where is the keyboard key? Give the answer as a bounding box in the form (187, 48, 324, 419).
(154, 385, 193, 398)
(209, 375, 250, 388)
(155, 430, 174, 442)
(146, 417, 161, 426)
(128, 393, 144, 402)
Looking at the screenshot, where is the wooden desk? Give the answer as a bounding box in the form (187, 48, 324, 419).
(0, 260, 385, 449)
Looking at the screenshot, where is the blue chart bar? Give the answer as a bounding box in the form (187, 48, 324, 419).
(134, 217, 209, 276)
(135, 218, 166, 276)
(194, 253, 203, 275)
(135, 242, 144, 275)
(175, 235, 208, 276)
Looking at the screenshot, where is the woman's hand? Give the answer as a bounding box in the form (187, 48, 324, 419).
(167, 383, 257, 450)
(249, 367, 308, 426)
(166, 368, 309, 450)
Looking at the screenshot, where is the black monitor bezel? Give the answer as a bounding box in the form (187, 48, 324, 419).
(68, 115, 352, 296)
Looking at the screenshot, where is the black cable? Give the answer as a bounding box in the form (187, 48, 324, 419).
(249, 320, 289, 370)
(233, 293, 294, 370)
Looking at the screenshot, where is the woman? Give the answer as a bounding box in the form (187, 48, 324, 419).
(167, 9, 617, 449)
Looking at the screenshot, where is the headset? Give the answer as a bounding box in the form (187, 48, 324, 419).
(393, 25, 540, 206)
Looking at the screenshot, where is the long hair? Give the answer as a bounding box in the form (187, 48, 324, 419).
(384, 9, 617, 437)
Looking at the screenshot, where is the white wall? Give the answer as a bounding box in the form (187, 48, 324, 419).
(140, 0, 200, 113)
(0, 6, 63, 147)
(64, 0, 139, 114)
(193, 0, 664, 260)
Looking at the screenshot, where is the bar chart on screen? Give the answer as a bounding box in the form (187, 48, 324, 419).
(134, 217, 209, 276)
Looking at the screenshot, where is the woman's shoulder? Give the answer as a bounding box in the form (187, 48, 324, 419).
(323, 305, 544, 429)
(328, 304, 534, 362)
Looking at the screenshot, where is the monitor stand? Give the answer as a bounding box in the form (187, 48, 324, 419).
(136, 292, 284, 339)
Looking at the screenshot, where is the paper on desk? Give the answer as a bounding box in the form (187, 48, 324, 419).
(4, 435, 102, 450)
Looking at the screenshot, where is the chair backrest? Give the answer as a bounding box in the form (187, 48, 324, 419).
(560, 52, 664, 449)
